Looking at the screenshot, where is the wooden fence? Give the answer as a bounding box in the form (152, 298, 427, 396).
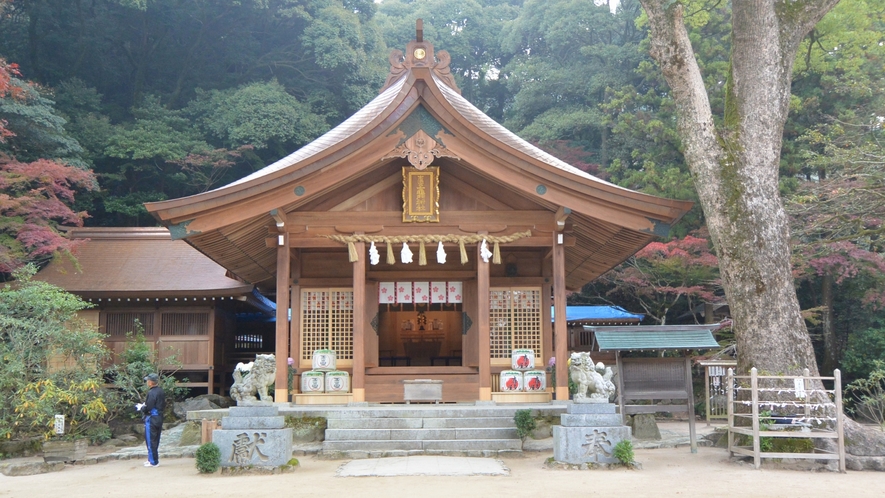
(726, 367, 845, 471)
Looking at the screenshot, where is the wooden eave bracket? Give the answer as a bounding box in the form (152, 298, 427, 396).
(555, 206, 571, 231)
(270, 209, 286, 232)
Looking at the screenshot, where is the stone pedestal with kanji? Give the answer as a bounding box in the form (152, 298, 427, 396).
(213, 406, 293, 467)
(552, 403, 631, 464)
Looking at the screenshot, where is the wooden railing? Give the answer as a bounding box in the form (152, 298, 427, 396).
(727, 367, 845, 472)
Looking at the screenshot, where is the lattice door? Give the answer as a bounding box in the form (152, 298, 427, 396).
(300, 288, 354, 367)
(489, 287, 542, 365)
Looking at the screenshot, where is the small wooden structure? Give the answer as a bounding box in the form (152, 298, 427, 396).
(727, 367, 846, 471)
(37, 227, 274, 394)
(145, 24, 692, 403)
(594, 325, 722, 452)
(698, 359, 737, 424)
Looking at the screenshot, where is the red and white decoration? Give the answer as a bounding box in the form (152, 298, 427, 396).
(447, 282, 462, 303)
(413, 282, 429, 303)
(379, 281, 464, 304)
(396, 282, 413, 303)
(431, 282, 447, 303)
(378, 282, 396, 303)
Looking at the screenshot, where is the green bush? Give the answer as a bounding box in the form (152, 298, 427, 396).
(195, 442, 221, 474)
(514, 409, 536, 443)
(842, 327, 885, 380)
(846, 360, 885, 431)
(0, 265, 111, 440)
(104, 323, 189, 420)
(613, 439, 634, 465)
(86, 424, 113, 445)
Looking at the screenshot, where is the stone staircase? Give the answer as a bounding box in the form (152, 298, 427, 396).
(320, 404, 565, 458)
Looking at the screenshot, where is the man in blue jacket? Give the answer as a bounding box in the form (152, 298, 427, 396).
(137, 373, 166, 467)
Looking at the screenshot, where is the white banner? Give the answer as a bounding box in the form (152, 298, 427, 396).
(447, 282, 463, 303)
(396, 282, 413, 303)
(431, 282, 447, 303)
(378, 282, 396, 304)
(413, 282, 429, 303)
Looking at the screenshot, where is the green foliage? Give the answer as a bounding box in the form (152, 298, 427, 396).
(0, 265, 110, 440)
(195, 442, 221, 474)
(841, 328, 885, 380)
(85, 424, 113, 445)
(613, 439, 634, 465)
(513, 409, 536, 443)
(846, 360, 885, 431)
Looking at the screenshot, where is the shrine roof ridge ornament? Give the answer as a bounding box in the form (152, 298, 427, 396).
(381, 19, 460, 95)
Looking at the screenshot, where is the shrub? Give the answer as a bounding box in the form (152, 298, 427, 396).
(195, 442, 221, 474)
(846, 360, 885, 431)
(613, 439, 634, 465)
(0, 265, 111, 439)
(514, 409, 536, 444)
(85, 424, 113, 445)
(842, 327, 885, 380)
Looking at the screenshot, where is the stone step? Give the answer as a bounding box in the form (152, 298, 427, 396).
(326, 416, 516, 430)
(325, 406, 560, 420)
(322, 439, 522, 452)
(325, 427, 518, 441)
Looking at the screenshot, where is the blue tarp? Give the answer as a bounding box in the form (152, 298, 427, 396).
(551, 305, 644, 322)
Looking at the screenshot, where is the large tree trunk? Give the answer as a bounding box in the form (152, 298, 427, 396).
(638, 0, 885, 469)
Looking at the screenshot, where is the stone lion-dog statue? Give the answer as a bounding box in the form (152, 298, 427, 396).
(230, 354, 276, 405)
(569, 352, 616, 403)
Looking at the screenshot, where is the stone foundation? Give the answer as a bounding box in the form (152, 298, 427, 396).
(553, 402, 631, 465)
(213, 406, 293, 467)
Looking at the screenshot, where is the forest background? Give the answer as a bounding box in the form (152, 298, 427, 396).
(0, 0, 882, 385)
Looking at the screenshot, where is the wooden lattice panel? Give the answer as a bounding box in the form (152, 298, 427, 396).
(329, 290, 354, 360)
(160, 312, 209, 336)
(489, 287, 542, 361)
(489, 289, 512, 359)
(300, 288, 354, 364)
(105, 312, 155, 337)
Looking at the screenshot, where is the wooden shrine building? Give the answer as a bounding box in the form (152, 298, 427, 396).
(145, 26, 693, 404)
(37, 227, 275, 394)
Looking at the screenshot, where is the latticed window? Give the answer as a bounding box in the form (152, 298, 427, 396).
(489, 287, 542, 365)
(300, 288, 354, 367)
(104, 312, 155, 337)
(160, 312, 209, 336)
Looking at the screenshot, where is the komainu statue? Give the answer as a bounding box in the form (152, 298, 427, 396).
(230, 354, 276, 405)
(569, 352, 616, 403)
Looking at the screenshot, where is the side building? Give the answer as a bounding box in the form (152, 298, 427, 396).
(37, 227, 275, 394)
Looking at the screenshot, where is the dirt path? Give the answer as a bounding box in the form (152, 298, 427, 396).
(2, 446, 881, 498)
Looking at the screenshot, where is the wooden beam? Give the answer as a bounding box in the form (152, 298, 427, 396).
(286, 211, 553, 226)
(329, 174, 401, 212)
(290, 250, 302, 384)
(270, 209, 286, 232)
(554, 206, 571, 231)
(275, 232, 291, 402)
(367, 270, 476, 280)
(268, 233, 573, 249)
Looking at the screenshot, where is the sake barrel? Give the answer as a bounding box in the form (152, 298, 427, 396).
(301, 371, 325, 392)
(325, 371, 350, 393)
(499, 370, 524, 392)
(511, 349, 535, 371)
(524, 370, 546, 392)
(312, 349, 337, 371)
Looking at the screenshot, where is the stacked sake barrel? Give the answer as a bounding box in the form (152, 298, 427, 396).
(499, 349, 547, 393)
(300, 349, 351, 393)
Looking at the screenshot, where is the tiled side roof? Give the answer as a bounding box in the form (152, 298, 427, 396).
(221, 76, 409, 189)
(36, 228, 253, 296)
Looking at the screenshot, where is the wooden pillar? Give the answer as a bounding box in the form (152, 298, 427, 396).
(477, 239, 491, 401)
(553, 232, 568, 401)
(289, 251, 301, 391)
(352, 241, 366, 402)
(274, 231, 290, 403)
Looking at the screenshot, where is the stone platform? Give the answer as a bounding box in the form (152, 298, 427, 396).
(213, 406, 293, 467)
(553, 403, 631, 465)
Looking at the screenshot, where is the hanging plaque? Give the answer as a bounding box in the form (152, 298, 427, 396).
(402, 166, 439, 222)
